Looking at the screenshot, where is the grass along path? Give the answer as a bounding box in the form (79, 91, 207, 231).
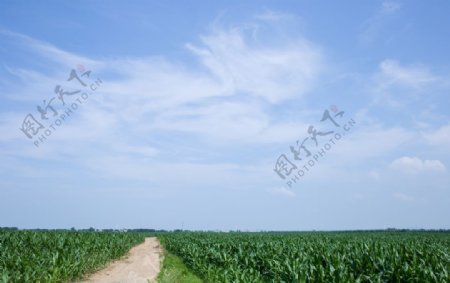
(155, 250, 202, 283)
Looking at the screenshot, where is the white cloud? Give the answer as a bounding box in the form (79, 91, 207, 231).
(1, 12, 325, 158)
(376, 59, 437, 89)
(267, 187, 296, 198)
(330, 126, 416, 161)
(424, 124, 450, 146)
(0, 28, 99, 70)
(81, 155, 274, 190)
(151, 101, 269, 141)
(389, 156, 446, 174)
(186, 25, 323, 103)
(254, 10, 297, 22)
(368, 59, 439, 108)
(359, 1, 401, 43)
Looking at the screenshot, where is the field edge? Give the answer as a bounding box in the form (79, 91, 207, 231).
(154, 245, 203, 283)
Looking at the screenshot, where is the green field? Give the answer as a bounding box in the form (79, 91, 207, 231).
(1, 230, 449, 282)
(0, 230, 146, 282)
(160, 231, 450, 283)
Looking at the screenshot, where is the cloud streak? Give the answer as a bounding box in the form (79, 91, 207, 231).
(390, 156, 446, 174)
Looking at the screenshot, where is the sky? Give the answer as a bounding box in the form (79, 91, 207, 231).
(0, 0, 449, 231)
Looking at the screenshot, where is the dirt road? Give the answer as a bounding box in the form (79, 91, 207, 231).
(79, 237, 162, 283)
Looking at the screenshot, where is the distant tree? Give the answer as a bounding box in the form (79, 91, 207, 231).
(0, 227, 18, 231)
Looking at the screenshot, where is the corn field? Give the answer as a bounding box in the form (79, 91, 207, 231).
(0, 230, 146, 282)
(160, 232, 450, 283)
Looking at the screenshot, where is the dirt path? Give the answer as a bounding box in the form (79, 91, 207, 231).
(79, 237, 162, 283)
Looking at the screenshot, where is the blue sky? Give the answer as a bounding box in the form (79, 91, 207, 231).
(0, 0, 449, 230)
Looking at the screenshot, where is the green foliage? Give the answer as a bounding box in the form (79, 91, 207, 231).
(0, 230, 146, 282)
(155, 251, 203, 283)
(159, 231, 450, 283)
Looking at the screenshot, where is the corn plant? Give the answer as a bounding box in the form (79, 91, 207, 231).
(0, 230, 146, 282)
(159, 231, 450, 283)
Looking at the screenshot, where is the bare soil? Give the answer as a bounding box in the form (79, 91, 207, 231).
(78, 237, 162, 283)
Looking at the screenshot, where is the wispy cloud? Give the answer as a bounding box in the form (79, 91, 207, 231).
(267, 187, 296, 197)
(376, 59, 437, 89)
(359, 1, 401, 44)
(0, 12, 327, 195)
(389, 156, 446, 174)
(368, 59, 440, 108)
(186, 24, 323, 103)
(253, 10, 298, 23)
(1, 13, 325, 152)
(0, 28, 99, 69)
(1, 3, 450, 230)
(424, 123, 450, 146)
